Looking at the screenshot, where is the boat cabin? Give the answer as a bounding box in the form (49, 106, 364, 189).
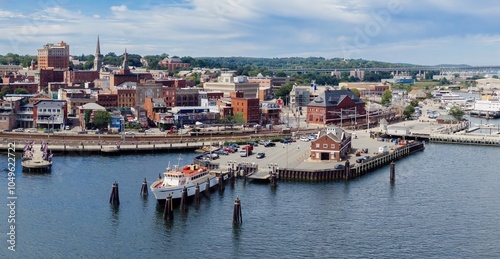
(161, 164, 209, 186)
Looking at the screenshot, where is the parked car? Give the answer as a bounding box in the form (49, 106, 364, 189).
(264, 141, 276, 147)
(214, 149, 229, 155)
(26, 128, 37, 133)
(43, 129, 53, 133)
(138, 129, 145, 133)
(124, 131, 134, 135)
(239, 150, 248, 157)
(300, 136, 310, 142)
(78, 131, 87, 134)
(64, 125, 70, 130)
(356, 158, 365, 163)
(258, 140, 268, 145)
(256, 152, 265, 159)
(334, 164, 345, 170)
(248, 141, 258, 147)
(145, 129, 154, 133)
(13, 128, 24, 132)
(222, 147, 235, 153)
(280, 138, 293, 143)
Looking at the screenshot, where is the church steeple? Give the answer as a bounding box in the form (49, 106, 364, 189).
(120, 48, 130, 74)
(93, 35, 103, 71)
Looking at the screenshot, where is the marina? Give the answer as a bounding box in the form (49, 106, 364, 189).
(2, 142, 500, 258)
(20, 142, 53, 172)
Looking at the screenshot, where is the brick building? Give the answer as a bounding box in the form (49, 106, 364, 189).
(39, 68, 65, 88)
(309, 127, 352, 161)
(230, 91, 260, 124)
(306, 89, 366, 126)
(37, 41, 70, 69)
(64, 70, 99, 86)
(158, 57, 190, 71)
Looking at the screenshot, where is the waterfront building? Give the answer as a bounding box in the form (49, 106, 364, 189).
(33, 100, 67, 129)
(0, 97, 20, 130)
(136, 82, 164, 106)
(113, 82, 137, 108)
(143, 97, 174, 128)
(306, 89, 366, 126)
(94, 90, 118, 108)
(309, 126, 351, 161)
(37, 41, 70, 69)
(77, 102, 106, 129)
(131, 106, 148, 128)
(171, 106, 220, 125)
(475, 78, 500, 91)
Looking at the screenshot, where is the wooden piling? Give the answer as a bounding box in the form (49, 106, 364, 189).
(270, 172, 277, 187)
(218, 174, 225, 192)
(205, 178, 210, 196)
(163, 194, 173, 221)
(390, 161, 395, 181)
(109, 181, 120, 206)
(232, 197, 242, 225)
(180, 186, 188, 212)
(194, 183, 200, 204)
(140, 178, 148, 196)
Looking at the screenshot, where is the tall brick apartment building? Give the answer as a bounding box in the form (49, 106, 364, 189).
(37, 41, 70, 69)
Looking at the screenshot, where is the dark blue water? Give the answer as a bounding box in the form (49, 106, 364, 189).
(1, 140, 500, 258)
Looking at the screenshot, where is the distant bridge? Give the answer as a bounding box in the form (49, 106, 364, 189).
(268, 65, 500, 73)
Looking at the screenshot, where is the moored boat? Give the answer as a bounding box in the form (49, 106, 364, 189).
(150, 164, 218, 200)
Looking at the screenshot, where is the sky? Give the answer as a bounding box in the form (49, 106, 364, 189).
(1, 0, 500, 66)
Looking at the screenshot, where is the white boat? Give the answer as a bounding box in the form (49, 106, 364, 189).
(150, 164, 218, 200)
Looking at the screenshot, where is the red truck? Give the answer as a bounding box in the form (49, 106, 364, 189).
(239, 145, 253, 156)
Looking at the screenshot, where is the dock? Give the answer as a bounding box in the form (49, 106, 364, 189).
(21, 143, 52, 172)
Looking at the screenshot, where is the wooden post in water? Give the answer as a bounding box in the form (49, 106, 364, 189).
(232, 197, 242, 225)
(163, 194, 173, 221)
(270, 172, 277, 187)
(109, 181, 120, 206)
(205, 178, 210, 196)
(194, 183, 200, 204)
(390, 161, 395, 182)
(140, 178, 148, 196)
(218, 174, 225, 192)
(180, 186, 188, 212)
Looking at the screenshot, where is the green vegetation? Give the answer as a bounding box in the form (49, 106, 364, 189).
(0, 53, 35, 67)
(403, 105, 415, 119)
(448, 106, 465, 120)
(350, 88, 361, 97)
(13, 88, 29, 94)
(381, 90, 392, 106)
(0, 85, 11, 99)
(274, 82, 293, 101)
(93, 111, 111, 129)
(410, 99, 419, 107)
(84, 110, 92, 128)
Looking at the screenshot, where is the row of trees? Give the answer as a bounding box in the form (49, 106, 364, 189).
(0, 86, 29, 99)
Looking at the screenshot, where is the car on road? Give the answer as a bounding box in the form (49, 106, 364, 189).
(138, 129, 145, 133)
(145, 129, 154, 133)
(78, 131, 87, 134)
(13, 128, 24, 132)
(124, 131, 134, 135)
(43, 129, 54, 133)
(256, 152, 265, 159)
(264, 141, 276, 147)
(26, 128, 37, 133)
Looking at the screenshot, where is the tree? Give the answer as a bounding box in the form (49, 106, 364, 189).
(410, 99, 419, 107)
(403, 105, 415, 119)
(14, 88, 29, 94)
(0, 85, 11, 99)
(425, 92, 433, 99)
(350, 88, 361, 97)
(381, 89, 392, 106)
(275, 71, 287, 77)
(274, 82, 294, 101)
(93, 110, 111, 129)
(84, 110, 92, 129)
(493, 75, 499, 79)
(448, 105, 464, 120)
(233, 112, 246, 124)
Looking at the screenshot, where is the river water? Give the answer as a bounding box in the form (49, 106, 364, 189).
(1, 117, 500, 258)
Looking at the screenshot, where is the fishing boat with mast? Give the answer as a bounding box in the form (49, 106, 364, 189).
(150, 155, 218, 201)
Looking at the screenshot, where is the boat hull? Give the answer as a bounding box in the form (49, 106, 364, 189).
(150, 174, 219, 200)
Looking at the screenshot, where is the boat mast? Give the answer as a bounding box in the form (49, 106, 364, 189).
(176, 154, 182, 170)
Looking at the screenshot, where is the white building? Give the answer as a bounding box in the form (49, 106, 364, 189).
(203, 73, 260, 98)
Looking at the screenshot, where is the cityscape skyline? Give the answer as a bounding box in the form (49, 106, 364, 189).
(2, 0, 500, 66)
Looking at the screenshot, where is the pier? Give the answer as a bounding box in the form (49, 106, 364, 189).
(21, 143, 52, 172)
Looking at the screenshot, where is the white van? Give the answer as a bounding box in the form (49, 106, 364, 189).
(378, 145, 389, 154)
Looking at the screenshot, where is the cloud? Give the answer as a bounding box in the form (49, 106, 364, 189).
(110, 5, 128, 12)
(0, 1, 500, 66)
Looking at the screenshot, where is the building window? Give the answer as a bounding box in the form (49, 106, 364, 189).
(323, 144, 328, 148)
(331, 144, 335, 149)
(316, 143, 319, 148)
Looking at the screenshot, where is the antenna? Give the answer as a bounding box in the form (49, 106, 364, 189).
(176, 154, 182, 169)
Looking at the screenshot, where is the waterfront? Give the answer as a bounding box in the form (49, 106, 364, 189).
(1, 139, 500, 258)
